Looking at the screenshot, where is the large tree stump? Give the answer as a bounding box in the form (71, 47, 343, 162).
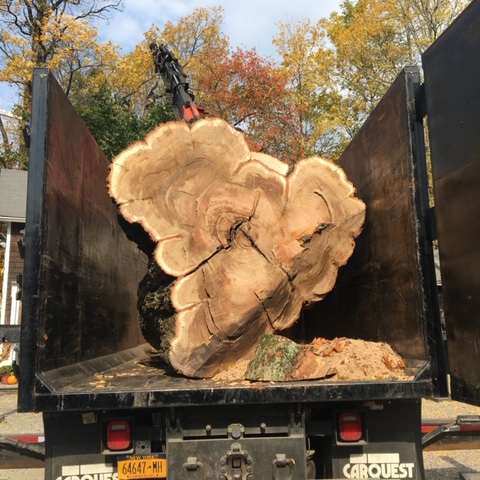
(108, 118, 365, 378)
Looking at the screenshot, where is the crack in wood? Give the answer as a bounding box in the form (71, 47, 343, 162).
(228, 218, 247, 244)
(226, 191, 260, 245)
(201, 268, 221, 337)
(314, 189, 334, 221)
(254, 291, 275, 330)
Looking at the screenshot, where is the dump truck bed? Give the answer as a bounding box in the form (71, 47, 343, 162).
(19, 67, 441, 413)
(35, 343, 430, 411)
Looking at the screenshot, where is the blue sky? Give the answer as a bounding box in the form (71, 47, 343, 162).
(0, 0, 341, 112)
(100, 0, 341, 55)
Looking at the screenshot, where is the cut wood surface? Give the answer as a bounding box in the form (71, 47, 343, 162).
(109, 118, 366, 378)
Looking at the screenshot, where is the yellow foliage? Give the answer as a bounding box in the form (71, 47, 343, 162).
(322, 0, 468, 144)
(0, 0, 121, 107)
(158, 5, 229, 93)
(109, 42, 153, 114)
(273, 19, 343, 158)
(0, 0, 468, 162)
(160, 6, 229, 65)
(110, 7, 230, 118)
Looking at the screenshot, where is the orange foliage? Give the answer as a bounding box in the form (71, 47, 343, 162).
(194, 46, 307, 165)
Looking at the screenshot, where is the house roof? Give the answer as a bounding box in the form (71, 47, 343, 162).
(0, 169, 28, 222)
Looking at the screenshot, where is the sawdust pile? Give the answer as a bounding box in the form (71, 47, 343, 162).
(304, 337, 411, 381)
(212, 336, 413, 383)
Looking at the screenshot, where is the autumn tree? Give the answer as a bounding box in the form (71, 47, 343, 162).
(0, 0, 122, 168)
(105, 30, 160, 120)
(128, 7, 305, 163)
(323, 0, 468, 142)
(273, 19, 344, 159)
(112, 7, 298, 163)
(392, 0, 468, 53)
(102, 7, 230, 124)
(159, 6, 229, 73)
(271, 0, 468, 158)
(79, 5, 229, 155)
(194, 46, 305, 164)
(0, 0, 122, 96)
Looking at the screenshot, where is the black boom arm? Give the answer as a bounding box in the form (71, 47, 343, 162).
(150, 43, 203, 123)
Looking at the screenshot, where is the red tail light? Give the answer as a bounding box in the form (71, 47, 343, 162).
(338, 412, 363, 442)
(107, 420, 131, 451)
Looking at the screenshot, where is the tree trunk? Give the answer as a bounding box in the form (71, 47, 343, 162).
(109, 117, 365, 378)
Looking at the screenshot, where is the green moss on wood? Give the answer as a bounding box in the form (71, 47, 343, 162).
(245, 334, 302, 381)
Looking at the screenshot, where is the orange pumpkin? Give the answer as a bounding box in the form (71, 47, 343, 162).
(6, 374, 18, 385)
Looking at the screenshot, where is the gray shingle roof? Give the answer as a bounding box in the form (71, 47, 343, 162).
(0, 169, 28, 222)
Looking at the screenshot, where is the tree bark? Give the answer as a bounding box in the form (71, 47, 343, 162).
(137, 257, 176, 363)
(109, 117, 365, 378)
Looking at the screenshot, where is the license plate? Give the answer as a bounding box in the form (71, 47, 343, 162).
(117, 454, 167, 479)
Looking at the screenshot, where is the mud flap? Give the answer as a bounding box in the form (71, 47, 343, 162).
(331, 401, 424, 479)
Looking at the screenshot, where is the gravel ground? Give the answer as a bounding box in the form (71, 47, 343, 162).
(0, 388, 44, 434)
(0, 388, 44, 480)
(1, 388, 479, 479)
(423, 398, 480, 480)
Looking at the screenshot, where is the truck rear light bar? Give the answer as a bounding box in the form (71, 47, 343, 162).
(338, 412, 363, 442)
(106, 420, 132, 451)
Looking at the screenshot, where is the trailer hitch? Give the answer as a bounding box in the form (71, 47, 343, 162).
(0, 435, 45, 460)
(219, 442, 253, 480)
(422, 415, 480, 447)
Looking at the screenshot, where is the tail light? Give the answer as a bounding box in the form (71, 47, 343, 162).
(338, 412, 363, 442)
(107, 420, 132, 451)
